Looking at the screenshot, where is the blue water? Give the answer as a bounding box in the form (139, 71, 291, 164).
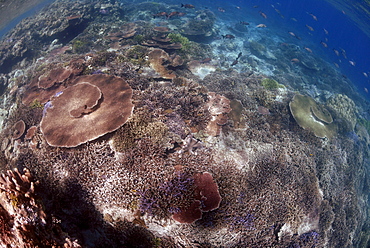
(196, 0, 370, 100)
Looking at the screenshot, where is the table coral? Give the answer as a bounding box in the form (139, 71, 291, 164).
(41, 74, 133, 147)
(11, 120, 26, 139)
(205, 92, 232, 136)
(289, 94, 336, 139)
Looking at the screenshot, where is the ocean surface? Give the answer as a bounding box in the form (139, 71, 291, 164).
(0, 0, 369, 247)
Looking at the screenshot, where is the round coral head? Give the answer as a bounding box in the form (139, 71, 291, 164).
(40, 75, 134, 147)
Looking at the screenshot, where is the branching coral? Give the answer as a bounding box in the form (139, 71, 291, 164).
(0, 168, 81, 247)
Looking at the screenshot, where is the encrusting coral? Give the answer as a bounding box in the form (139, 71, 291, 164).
(41, 74, 134, 147)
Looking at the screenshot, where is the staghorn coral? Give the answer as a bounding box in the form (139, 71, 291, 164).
(0, 1, 368, 246)
(327, 93, 358, 131)
(0, 168, 81, 247)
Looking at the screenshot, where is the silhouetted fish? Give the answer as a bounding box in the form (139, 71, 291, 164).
(288, 31, 301, 39)
(259, 11, 267, 19)
(181, 4, 195, 8)
(320, 41, 328, 48)
(222, 34, 235, 39)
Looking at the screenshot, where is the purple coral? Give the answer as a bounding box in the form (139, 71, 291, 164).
(159, 172, 194, 209)
(228, 213, 256, 231)
(299, 231, 319, 244)
(138, 172, 194, 216)
(137, 189, 160, 215)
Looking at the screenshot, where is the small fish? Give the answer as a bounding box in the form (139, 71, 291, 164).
(253, 5, 259, 8)
(305, 24, 314, 31)
(304, 47, 313, 53)
(333, 49, 340, 56)
(349, 60, 356, 66)
(291, 17, 298, 22)
(340, 48, 347, 59)
(273, 7, 284, 18)
(365, 87, 368, 93)
(218, 7, 225, 12)
(323, 28, 329, 35)
(222, 34, 235, 39)
(240, 21, 249, 25)
(288, 31, 300, 39)
(259, 11, 267, 19)
(363, 72, 368, 78)
(167, 11, 178, 18)
(153, 12, 167, 18)
(308, 12, 318, 21)
(291, 58, 300, 63)
(231, 59, 239, 66)
(320, 41, 328, 48)
(231, 52, 242, 66)
(181, 3, 195, 8)
(167, 11, 185, 19)
(256, 24, 267, 28)
(200, 58, 212, 64)
(334, 62, 339, 68)
(235, 6, 241, 10)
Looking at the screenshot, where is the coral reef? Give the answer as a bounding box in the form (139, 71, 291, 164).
(0, 0, 368, 247)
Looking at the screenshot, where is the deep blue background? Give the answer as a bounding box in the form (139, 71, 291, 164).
(198, 0, 370, 100)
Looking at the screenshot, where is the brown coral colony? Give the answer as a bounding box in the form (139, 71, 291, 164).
(40, 74, 133, 147)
